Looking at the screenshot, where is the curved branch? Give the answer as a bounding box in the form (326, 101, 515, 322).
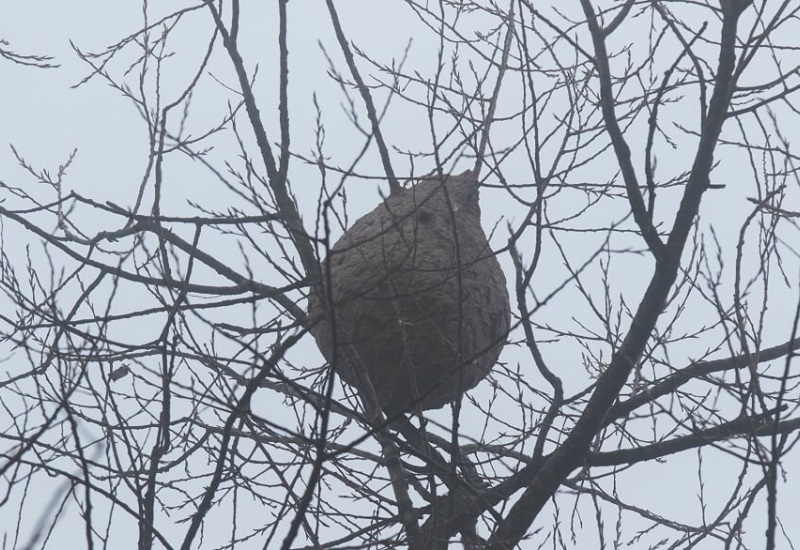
(581, 0, 665, 258)
(590, 409, 798, 467)
(0, 204, 306, 318)
(606, 337, 800, 424)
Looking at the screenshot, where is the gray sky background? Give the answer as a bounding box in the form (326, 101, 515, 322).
(1, 1, 799, 548)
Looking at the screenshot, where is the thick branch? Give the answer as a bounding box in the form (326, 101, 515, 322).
(590, 411, 799, 467)
(606, 337, 800, 424)
(485, 4, 750, 547)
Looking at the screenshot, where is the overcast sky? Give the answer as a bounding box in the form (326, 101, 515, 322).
(2, 1, 799, 548)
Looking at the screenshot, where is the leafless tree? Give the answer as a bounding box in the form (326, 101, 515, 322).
(2, 1, 800, 549)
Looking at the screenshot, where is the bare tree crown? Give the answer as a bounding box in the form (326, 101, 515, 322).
(1, 1, 799, 549)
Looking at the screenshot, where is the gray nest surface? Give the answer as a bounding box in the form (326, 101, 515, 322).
(307, 171, 510, 415)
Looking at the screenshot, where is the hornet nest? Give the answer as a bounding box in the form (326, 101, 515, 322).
(307, 170, 510, 415)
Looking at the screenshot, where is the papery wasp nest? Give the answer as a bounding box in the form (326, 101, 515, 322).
(308, 170, 510, 415)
